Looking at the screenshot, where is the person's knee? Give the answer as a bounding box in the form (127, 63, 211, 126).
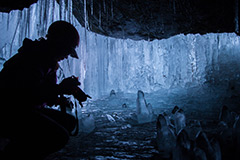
(66, 114, 77, 132)
(51, 127, 70, 151)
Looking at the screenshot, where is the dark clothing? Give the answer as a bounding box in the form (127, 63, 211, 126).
(0, 38, 76, 159)
(2, 108, 76, 160)
(0, 38, 59, 109)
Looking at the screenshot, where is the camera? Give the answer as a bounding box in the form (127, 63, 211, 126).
(66, 76, 91, 106)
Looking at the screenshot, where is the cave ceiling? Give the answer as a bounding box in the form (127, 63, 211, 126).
(0, 0, 239, 41)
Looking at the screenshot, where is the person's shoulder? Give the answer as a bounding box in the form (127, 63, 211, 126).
(19, 37, 47, 53)
(17, 38, 34, 54)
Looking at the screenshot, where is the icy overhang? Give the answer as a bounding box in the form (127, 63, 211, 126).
(0, 0, 239, 41)
(0, 0, 38, 12)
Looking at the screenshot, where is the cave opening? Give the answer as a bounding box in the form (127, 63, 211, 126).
(0, 0, 240, 159)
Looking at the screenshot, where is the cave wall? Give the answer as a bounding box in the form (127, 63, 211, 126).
(1, 0, 240, 99)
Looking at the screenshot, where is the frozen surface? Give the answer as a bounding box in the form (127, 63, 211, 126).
(44, 89, 240, 160)
(1, 0, 240, 100)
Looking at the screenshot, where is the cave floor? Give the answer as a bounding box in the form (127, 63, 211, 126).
(45, 96, 223, 160)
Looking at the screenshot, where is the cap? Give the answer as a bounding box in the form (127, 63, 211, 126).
(47, 21, 80, 59)
(69, 47, 79, 59)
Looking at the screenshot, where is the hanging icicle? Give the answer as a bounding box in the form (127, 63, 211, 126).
(59, 0, 62, 20)
(122, 27, 125, 39)
(235, 0, 239, 34)
(148, 33, 150, 42)
(38, 0, 43, 36)
(51, 0, 55, 22)
(91, 0, 93, 16)
(84, 0, 89, 30)
(173, 0, 176, 14)
(25, 9, 30, 38)
(43, 0, 49, 36)
(67, 0, 73, 23)
(103, 0, 106, 13)
(7, 12, 10, 30)
(59, 0, 66, 21)
(99, 2, 101, 28)
(106, 1, 109, 24)
(111, 0, 113, 19)
(9, 12, 21, 57)
(18, 11, 23, 46)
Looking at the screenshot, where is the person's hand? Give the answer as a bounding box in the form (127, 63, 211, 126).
(59, 96, 73, 109)
(59, 76, 80, 95)
(73, 87, 91, 103)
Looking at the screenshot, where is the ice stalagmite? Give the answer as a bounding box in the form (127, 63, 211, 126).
(157, 114, 176, 159)
(136, 90, 154, 124)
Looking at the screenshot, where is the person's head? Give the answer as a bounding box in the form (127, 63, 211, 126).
(46, 21, 79, 61)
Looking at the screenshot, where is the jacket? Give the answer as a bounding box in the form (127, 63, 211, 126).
(0, 38, 60, 110)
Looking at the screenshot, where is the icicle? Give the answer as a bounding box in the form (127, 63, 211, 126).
(99, 2, 101, 27)
(28, 8, 31, 38)
(84, 28, 88, 85)
(38, 0, 42, 36)
(22, 9, 27, 38)
(106, 2, 109, 24)
(67, 58, 71, 73)
(122, 28, 125, 39)
(103, 0, 106, 12)
(43, 0, 49, 35)
(41, 0, 45, 36)
(25, 9, 30, 38)
(173, 0, 176, 14)
(63, 0, 67, 21)
(6, 13, 9, 31)
(18, 11, 23, 46)
(84, 0, 88, 70)
(67, 0, 73, 23)
(9, 12, 21, 57)
(51, 0, 55, 22)
(59, 0, 65, 21)
(39, 0, 47, 36)
(111, 0, 113, 19)
(67, 0, 71, 22)
(59, 0, 62, 20)
(235, 0, 239, 34)
(190, 36, 197, 81)
(84, 0, 89, 29)
(91, 0, 93, 16)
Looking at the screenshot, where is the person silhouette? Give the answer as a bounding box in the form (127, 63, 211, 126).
(0, 21, 88, 159)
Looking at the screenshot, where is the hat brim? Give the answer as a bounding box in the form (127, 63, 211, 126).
(69, 48, 79, 59)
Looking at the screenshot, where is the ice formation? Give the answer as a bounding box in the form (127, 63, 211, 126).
(234, 117, 240, 159)
(0, 0, 240, 102)
(185, 120, 202, 140)
(161, 105, 225, 160)
(173, 129, 192, 160)
(136, 90, 154, 124)
(195, 131, 221, 160)
(173, 109, 186, 135)
(173, 129, 222, 160)
(79, 113, 95, 133)
(106, 114, 115, 122)
(219, 105, 238, 127)
(156, 114, 176, 158)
